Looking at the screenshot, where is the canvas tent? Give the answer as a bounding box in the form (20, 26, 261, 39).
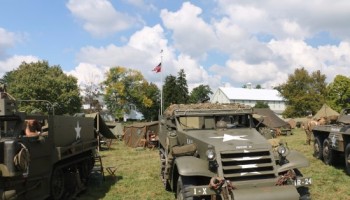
(123, 121, 159, 148)
(253, 108, 289, 128)
(109, 122, 124, 140)
(85, 113, 117, 139)
(313, 104, 339, 120)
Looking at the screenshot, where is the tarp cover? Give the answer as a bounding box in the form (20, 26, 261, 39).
(253, 108, 289, 128)
(313, 104, 339, 120)
(86, 113, 117, 139)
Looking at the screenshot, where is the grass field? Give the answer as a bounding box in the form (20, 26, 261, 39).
(78, 128, 350, 200)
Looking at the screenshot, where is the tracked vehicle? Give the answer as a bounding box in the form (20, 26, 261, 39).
(158, 103, 311, 200)
(0, 86, 98, 199)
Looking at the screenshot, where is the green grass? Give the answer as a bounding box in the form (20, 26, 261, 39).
(78, 128, 350, 200)
(77, 142, 174, 200)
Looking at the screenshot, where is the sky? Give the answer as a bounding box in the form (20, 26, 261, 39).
(1, 0, 350, 93)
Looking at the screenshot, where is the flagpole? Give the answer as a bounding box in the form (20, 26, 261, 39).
(160, 49, 163, 116)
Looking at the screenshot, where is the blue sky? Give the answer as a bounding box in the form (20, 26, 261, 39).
(1, 0, 350, 92)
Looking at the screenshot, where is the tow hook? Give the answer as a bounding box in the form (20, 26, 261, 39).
(209, 176, 225, 190)
(209, 177, 235, 190)
(209, 177, 236, 200)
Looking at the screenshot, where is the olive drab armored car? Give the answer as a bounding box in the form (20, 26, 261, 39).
(0, 87, 98, 199)
(312, 108, 350, 174)
(158, 103, 312, 200)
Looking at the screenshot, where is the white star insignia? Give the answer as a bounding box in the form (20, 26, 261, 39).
(75, 121, 81, 140)
(210, 134, 248, 142)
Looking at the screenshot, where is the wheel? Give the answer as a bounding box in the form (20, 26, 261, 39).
(345, 143, 350, 175)
(176, 176, 196, 200)
(294, 169, 311, 200)
(159, 149, 171, 191)
(50, 168, 65, 200)
(313, 137, 323, 159)
(298, 187, 311, 200)
(322, 139, 334, 165)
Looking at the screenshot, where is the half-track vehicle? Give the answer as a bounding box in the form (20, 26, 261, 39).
(0, 87, 98, 199)
(312, 108, 350, 174)
(158, 103, 311, 200)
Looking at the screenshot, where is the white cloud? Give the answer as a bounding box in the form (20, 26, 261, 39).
(76, 25, 169, 73)
(65, 62, 107, 86)
(124, 0, 156, 11)
(2, 0, 350, 94)
(216, 0, 350, 40)
(0, 28, 17, 50)
(0, 55, 39, 78)
(67, 0, 350, 93)
(66, 0, 136, 37)
(160, 2, 217, 58)
(0, 28, 25, 58)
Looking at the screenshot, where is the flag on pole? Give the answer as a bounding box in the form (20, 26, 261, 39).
(152, 62, 162, 73)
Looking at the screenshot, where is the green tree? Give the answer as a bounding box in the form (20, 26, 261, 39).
(326, 75, 350, 112)
(276, 67, 327, 118)
(163, 69, 190, 109)
(82, 81, 102, 113)
(189, 84, 213, 103)
(255, 84, 262, 89)
(163, 75, 177, 109)
(3, 61, 81, 115)
(176, 69, 189, 104)
(103, 66, 159, 120)
(137, 82, 160, 121)
(254, 101, 269, 108)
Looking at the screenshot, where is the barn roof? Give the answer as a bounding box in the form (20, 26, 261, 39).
(219, 87, 283, 101)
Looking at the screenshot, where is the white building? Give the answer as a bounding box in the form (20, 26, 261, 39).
(211, 86, 286, 115)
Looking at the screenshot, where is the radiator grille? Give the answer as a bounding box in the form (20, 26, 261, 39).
(220, 150, 276, 181)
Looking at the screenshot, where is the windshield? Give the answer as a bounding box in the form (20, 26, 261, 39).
(0, 117, 22, 138)
(179, 114, 253, 130)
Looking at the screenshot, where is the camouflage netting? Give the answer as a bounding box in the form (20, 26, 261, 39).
(164, 103, 252, 117)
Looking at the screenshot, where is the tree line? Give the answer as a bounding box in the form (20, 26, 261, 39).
(2, 61, 350, 120)
(1, 61, 212, 121)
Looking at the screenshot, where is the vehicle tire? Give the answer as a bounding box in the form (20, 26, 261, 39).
(294, 169, 311, 200)
(313, 137, 323, 159)
(298, 186, 311, 200)
(159, 149, 171, 191)
(345, 143, 350, 175)
(50, 168, 65, 200)
(322, 139, 334, 165)
(176, 176, 196, 200)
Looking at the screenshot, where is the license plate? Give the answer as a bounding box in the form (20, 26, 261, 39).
(294, 177, 312, 187)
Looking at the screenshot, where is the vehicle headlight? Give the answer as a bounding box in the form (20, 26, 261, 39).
(206, 146, 215, 160)
(206, 147, 216, 160)
(277, 145, 289, 157)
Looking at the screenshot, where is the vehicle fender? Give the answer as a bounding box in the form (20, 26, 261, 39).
(174, 156, 215, 177)
(277, 150, 310, 173)
(0, 164, 10, 176)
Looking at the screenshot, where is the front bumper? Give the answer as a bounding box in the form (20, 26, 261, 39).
(187, 177, 311, 200)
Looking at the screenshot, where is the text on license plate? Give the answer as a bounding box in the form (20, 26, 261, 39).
(294, 177, 312, 186)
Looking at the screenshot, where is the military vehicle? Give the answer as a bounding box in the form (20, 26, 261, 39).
(312, 108, 350, 174)
(158, 103, 311, 200)
(0, 86, 98, 199)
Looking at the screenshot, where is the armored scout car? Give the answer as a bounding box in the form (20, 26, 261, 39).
(0, 87, 98, 199)
(158, 103, 311, 200)
(312, 108, 350, 174)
